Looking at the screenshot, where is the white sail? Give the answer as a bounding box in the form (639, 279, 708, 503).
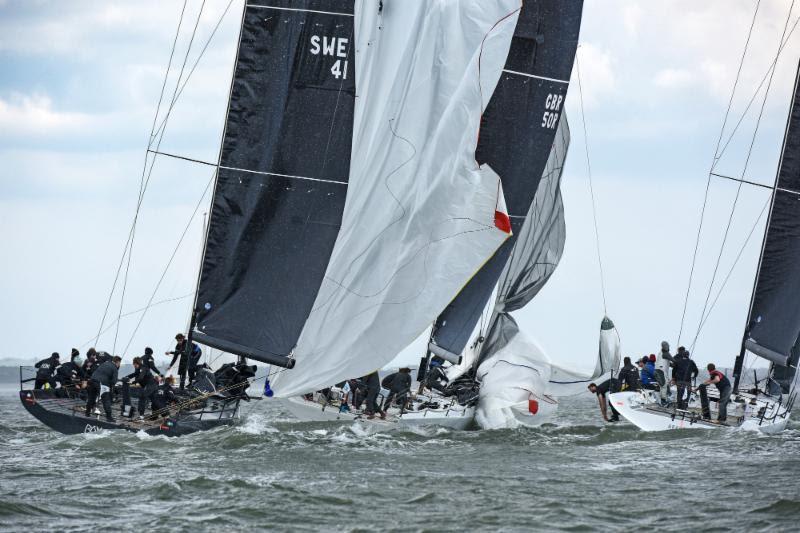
(274, 0, 521, 396)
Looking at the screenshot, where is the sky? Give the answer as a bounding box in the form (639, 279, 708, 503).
(1, 1, 799, 377)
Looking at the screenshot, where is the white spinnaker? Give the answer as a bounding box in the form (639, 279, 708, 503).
(274, 0, 521, 396)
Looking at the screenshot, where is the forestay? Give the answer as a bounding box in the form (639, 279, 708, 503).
(273, 0, 521, 396)
(431, 0, 584, 358)
(193, 0, 357, 367)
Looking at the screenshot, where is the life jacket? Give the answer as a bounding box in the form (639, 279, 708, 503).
(709, 370, 731, 391)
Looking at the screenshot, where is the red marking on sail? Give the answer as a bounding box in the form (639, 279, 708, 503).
(494, 210, 511, 233)
(528, 399, 539, 415)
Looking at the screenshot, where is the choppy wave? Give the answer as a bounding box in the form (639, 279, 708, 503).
(2, 387, 800, 531)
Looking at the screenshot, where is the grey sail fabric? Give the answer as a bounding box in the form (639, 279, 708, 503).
(745, 63, 800, 370)
(193, 0, 356, 367)
(430, 0, 583, 356)
(481, 116, 570, 360)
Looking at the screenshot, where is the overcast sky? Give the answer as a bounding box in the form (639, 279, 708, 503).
(1, 1, 799, 376)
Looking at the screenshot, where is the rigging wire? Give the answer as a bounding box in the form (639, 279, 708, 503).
(93, 0, 233, 353)
(122, 173, 215, 356)
(690, 196, 771, 350)
(112, 0, 208, 355)
(676, 0, 762, 346)
(80, 293, 194, 349)
(713, 13, 800, 170)
(575, 48, 608, 315)
(94, 0, 189, 348)
(688, 1, 795, 352)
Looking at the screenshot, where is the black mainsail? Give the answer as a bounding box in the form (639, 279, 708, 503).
(192, 0, 356, 367)
(736, 62, 800, 392)
(430, 0, 583, 358)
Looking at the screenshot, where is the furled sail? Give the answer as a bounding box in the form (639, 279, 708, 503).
(430, 0, 584, 358)
(273, 0, 522, 396)
(744, 63, 800, 372)
(193, 0, 357, 367)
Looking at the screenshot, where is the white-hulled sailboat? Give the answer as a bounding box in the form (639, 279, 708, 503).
(610, 59, 800, 434)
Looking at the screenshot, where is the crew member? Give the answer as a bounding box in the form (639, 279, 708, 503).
(703, 363, 732, 423)
(167, 333, 201, 390)
(362, 371, 384, 420)
(588, 379, 619, 422)
(383, 367, 412, 412)
(424, 359, 449, 394)
(151, 376, 177, 417)
(55, 348, 84, 390)
(617, 357, 641, 391)
(671, 347, 698, 410)
(34, 352, 60, 389)
(659, 341, 673, 404)
(638, 357, 657, 390)
(85, 355, 121, 422)
(82, 348, 98, 377)
(140, 347, 162, 377)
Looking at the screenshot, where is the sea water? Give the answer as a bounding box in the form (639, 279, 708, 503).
(1, 384, 799, 531)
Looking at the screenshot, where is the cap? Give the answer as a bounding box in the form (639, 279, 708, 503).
(52, 352, 60, 358)
(175, 333, 185, 340)
(71, 348, 79, 357)
(144, 347, 153, 356)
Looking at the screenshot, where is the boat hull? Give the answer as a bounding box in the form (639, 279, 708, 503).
(609, 390, 790, 433)
(281, 397, 474, 430)
(20, 389, 238, 437)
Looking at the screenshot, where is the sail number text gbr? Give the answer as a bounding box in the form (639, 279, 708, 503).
(542, 93, 564, 129)
(310, 35, 349, 80)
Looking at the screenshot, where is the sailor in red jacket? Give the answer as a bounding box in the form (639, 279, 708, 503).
(703, 363, 732, 423)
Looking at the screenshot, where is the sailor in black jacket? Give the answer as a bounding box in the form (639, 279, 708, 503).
(85, 356, 121, 421)
(140, 347, 162, 377)
(34, 352, 60, 389)
(55, 348, 84, 388)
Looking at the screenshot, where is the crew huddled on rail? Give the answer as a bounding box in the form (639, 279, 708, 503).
(589, 340, 735, 425)
(26, 332, 255, 425)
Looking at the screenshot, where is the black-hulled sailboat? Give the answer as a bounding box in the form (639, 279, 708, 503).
(611, 62, 800, 433)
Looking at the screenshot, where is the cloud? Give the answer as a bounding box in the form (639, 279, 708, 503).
(622, 3, 643, 36)
(573, 43, 615, 109)
(653, 68, 694, 90)
(0, 93, 93, 138)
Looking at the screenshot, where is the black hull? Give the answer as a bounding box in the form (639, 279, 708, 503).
(19, 389, 238, 437)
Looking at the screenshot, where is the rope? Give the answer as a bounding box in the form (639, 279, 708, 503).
(112, 1, 208, 355)
(94, 0, 189, 348)
(676, 0, 762, 345)
(94, 0, 234, 353)
(688, 1, 795, 351)
(80, 293, 194, 349)
(690, 196, 771, 349)
(122, 174, 215, 355)
(575, 48, 608, 314)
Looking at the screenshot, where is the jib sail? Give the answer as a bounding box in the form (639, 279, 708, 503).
(430, 0, 583, 358)
(192, 0, 356, 367)
(744, 62, 800, 372)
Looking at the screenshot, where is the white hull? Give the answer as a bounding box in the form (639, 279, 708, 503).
(281, 396, 475, 431)
(609, 390, 790, 433)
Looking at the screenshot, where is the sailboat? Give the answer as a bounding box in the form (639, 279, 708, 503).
(610, 61, 800, 434)
(283, 0, 602, 427)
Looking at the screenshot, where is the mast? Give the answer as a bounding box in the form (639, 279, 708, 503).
(733, 60, 800, 393)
